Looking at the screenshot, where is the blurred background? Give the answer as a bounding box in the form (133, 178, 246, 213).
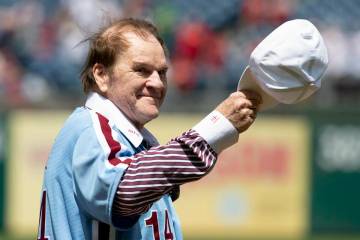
(0, 0, 360, 239)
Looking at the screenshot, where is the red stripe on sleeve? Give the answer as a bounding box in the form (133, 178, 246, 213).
(96, 113, 131, 166)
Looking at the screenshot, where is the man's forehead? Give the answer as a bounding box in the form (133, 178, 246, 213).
(121, 32, 167, 66)
(122, 31, 161, 49)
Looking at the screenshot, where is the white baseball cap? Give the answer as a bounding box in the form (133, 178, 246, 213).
(237, 19, 329, 110)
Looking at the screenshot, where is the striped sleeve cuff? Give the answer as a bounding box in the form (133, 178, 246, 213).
(192, 110, 238, 153)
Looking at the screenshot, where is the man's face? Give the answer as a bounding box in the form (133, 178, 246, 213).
(105, 32, 168, 128)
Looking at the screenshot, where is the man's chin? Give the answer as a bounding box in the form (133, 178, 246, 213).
(147, 109, 160, 120)
(139, 109, 160, 126)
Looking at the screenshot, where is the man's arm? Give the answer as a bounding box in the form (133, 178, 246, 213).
(112, 90, 261, 217)
(113, 129, 217, 217)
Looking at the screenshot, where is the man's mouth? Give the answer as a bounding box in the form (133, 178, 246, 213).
(140, 93, 161, 100)
(140, 95, 161, 104)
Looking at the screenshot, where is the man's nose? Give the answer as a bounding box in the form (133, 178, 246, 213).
(147, 71, 164, 89)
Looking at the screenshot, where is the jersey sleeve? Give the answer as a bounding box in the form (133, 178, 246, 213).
(72, 114, 130, 225)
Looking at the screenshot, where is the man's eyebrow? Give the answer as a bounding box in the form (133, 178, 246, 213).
(133, 61, 168, 71)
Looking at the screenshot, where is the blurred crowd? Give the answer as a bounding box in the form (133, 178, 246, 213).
(1, 0, 360, 109)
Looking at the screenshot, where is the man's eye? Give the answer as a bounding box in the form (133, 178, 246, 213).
(136, 68, 150, 75)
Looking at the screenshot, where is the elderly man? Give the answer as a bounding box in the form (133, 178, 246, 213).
(37, 18, 261, 240)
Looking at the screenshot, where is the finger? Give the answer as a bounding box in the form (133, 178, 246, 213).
(236, 98, 260, 111)
(243, 109, 257, 124)
(236, 108, 256, 119)
(238, 90, 263, 104)
(241, 110, 256, 125)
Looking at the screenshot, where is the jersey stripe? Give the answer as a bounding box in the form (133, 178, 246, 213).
(37, 190, 48, 240)
(96, 113, 131, 166)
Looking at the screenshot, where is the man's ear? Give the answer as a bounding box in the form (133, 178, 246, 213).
(92, 63, 110, 93)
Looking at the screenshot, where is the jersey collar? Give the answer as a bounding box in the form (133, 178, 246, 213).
(85, 92, 143, 148)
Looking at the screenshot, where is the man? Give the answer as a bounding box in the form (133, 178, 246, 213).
(37, 18, 261, 240)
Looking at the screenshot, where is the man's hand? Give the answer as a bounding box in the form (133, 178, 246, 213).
(215, 90, 262, 133)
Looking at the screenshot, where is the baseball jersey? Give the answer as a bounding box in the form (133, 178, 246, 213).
(37, 92, 238, 240)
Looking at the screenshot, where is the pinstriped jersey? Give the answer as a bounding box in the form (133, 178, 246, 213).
(37, 92, 233, 240)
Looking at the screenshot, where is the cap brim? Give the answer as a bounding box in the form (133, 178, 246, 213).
(237, 66, 278, 110)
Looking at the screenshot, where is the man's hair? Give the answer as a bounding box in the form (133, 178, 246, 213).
(80, 18, 167, 94)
